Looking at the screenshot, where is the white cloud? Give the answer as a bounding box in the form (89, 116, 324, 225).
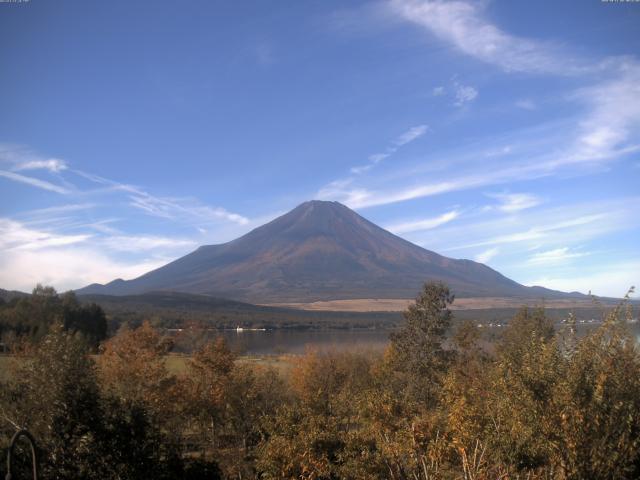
(351, 124, 428, 175)
(387, 1, 640, 165)
(350, 164, 374, 175)
(319, 118, 637, 208)
(101, 235, 196, 252)
(0, 218, 91, 251)
(0, 247, 168, 292)
(483, 146, 512, 158)
(0, 145, 68, 173)
(130, 191, 250, 225)
(527, 247, 590, 266)
(368, 153, 390, 163)
(318, 179, 372, 207)
(389, 0, 588, 75)
(14, 158, 68, 173)
(320, 178, 457, 208)
(487, 192, 542, 213)
(84, 220, 121, 235)
(422, 197, 640, 259)
(449, 214, 606, 251)
(386, 209, 459, 234)
(16, 204, 96, 218)
(320, 2, 638, 212)
(0, 170, 70, 194)
(432, 86, 445, 96)
(72, 169, 250, 225)
(572, 59, 640, 162)
(394, 124, 429, 146)
(0, 218, 197, 291)
(475, 247, 499, 264)
(453, 82, 478, 106)
(319, 161, 550, 209)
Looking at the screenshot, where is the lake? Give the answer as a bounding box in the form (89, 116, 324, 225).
(176, 321, 640, 356)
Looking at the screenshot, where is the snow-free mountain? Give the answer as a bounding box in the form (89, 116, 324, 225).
(78, 200, 574, 302)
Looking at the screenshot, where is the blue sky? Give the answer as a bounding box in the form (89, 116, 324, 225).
(1, 0, 639, 297)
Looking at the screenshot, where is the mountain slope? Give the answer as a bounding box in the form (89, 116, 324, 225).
(77, 200, 576, 302)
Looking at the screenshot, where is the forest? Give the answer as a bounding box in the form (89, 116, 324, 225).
(1, 282, 639, 479)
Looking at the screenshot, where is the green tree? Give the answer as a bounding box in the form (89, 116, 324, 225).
(389, 281, 454, 407)
(60, 292, 108, 347)
(0, 285, 107, 347)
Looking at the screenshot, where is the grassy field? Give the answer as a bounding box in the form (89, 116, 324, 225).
(0, 353, 297, 383)
(165, 353, 296, 377)
(265, 296, 619, 312)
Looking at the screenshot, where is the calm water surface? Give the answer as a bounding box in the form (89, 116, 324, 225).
(183, 322, 640, 356)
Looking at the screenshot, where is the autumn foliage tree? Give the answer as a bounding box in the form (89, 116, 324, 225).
(98, 321, 174, 412)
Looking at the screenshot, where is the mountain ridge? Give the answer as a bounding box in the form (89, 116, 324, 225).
(76, 200, 583, 302)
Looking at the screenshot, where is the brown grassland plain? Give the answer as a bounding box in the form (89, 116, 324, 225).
(264, 296, 606, 312)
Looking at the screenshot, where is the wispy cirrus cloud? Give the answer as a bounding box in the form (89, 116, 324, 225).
(351, 124, 428, 174)
(403, 197, 639, 297)
(13, 158, 68, 173)
(72, 169, 250, 225)
(320, 67, 639, 211)
(572, 60, 640, 162)
(483, 146, 512, 158)
(0, 145, 250, 228)
(387, 0, 640, 165)
(0, 145, 72, 193)
(14, 203, 97, 220)
(385, 209, 459, 234)
(388, 0, 589, 75)
(394, 124, 429, 146)
(0, 144, 68, 172)
(0, 145, 255, 291)
(318, 2, 638, 217)
(475, 247, 499, 264)
(0, 218, 91, 251)
(0, 170, 71, 194)
(527, 247, 590, 266)
(486, 192, 542, 213)
(127, 190, 250, 225)
(100, 235, 196, 252)
(321, 157, 560, 209)
(448, 214, 606, 251)
(419, 197, 640, 256)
